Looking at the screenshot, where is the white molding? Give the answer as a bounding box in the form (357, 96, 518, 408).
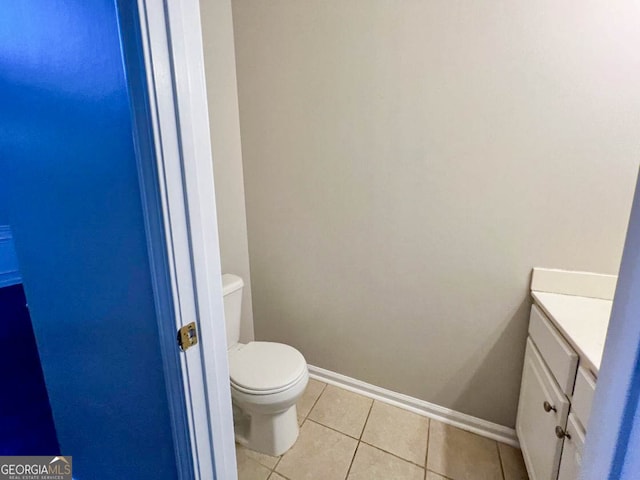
(136, 2, 212, 478)
(308, 365, 520, 448)
(161, 0, 238, 478)
(137, 0, 237, 479)
(531, 268, 617, 300)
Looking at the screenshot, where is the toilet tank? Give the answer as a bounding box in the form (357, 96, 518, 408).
(222, 274, 244, 347)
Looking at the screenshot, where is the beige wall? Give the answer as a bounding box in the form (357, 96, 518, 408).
(231, 0, 640, 427)
(200, 0, 254, 341)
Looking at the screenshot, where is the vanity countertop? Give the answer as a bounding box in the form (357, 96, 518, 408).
(531, 291, 612, 376)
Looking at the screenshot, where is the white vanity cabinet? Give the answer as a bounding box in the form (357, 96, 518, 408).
(516, 304, 597, 480)
(517, 338, 570, 480)
(557, 414, 586, 480)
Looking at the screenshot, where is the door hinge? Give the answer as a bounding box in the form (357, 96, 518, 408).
(177, 322, 198, 351)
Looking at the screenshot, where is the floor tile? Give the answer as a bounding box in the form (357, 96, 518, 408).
(238, 443, 280, 469)
(307, 385, 373, 437)
(499, 443, 529, 480)
(275, 420, 358, 480)
(425, 471, 450, 480)
(297, 378, 326, 424)
(268, 474, 287, 480)
(361, 401, 429, 465)
(426, 420, 502, 480)
(347, 443, 424, 480)
(236, 444, 272, 480)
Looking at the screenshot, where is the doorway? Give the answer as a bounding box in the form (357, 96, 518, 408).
(0, 1, 186, 478)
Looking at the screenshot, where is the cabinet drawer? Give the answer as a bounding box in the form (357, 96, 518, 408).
(528, 305, 579, 395)
(517, 338, 570, 480)
(572, 367, 596, 430)
(557, 414, 586, 480)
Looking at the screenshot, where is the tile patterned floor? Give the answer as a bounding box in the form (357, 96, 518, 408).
(236, 379, 529, 480)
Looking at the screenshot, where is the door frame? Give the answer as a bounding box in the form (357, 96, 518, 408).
(117, 0, 237, 479)
(119, 0, 640, 478)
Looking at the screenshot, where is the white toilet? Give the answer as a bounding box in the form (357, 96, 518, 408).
(222, 274, 309, 456)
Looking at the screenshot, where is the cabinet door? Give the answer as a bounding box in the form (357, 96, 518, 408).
(557, 414, 585, 480)
(572, 367, 596, 431)
(517, 338, 570, 480)
(528, 305, 579, 396)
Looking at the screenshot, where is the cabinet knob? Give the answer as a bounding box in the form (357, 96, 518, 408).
(543, 401, 557, 413)
(555, 426, 571, 440)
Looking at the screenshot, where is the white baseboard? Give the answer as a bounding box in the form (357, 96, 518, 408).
(308, 365, 519, 448)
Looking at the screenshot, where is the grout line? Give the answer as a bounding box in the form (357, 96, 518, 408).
(272, 381, 330, 478)
(305, 418, 361, 440)
(345, 398, 374, 479)
(424, 418, 431, 480)
(297, 382, 327, 430)
(359, 399, 375, 440)
(236, 443, 280, 473)
(356, 399, 430, 470)
(272, 454, 283, 474)
(280, 383, 453, 479)
(318, 380, 328, 395)
(306, 381, 328, 420)
(309, 366, 519, 448)
(422, 421, 457, 480)
(307, 393, 433, 471)
(270, 470, 293, 480)
(344, 441, 361, 480)
(425, 469, 456, 480)
(496, 441, 506, 480)
(359, 440, 426, 469)
(270, 452, 289, 479)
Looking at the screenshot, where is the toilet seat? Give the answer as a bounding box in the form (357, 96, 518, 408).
(229, 342, 307, 395)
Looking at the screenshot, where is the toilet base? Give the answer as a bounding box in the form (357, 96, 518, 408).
(234, 403, 300, 456)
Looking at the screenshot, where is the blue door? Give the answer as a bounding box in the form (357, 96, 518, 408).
(0, 1, 181, 478)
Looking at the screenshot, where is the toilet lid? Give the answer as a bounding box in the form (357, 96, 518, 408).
(229, 342, 307, 394)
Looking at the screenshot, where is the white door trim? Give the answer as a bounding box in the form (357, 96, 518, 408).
(135, 0, 237, 478)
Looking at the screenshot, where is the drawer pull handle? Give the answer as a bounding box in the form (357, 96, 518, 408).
(555, 426, 572, 440)
(543, 401, 557, 413)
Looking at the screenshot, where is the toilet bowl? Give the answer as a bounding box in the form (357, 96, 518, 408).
(223, 274, 308, 456)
